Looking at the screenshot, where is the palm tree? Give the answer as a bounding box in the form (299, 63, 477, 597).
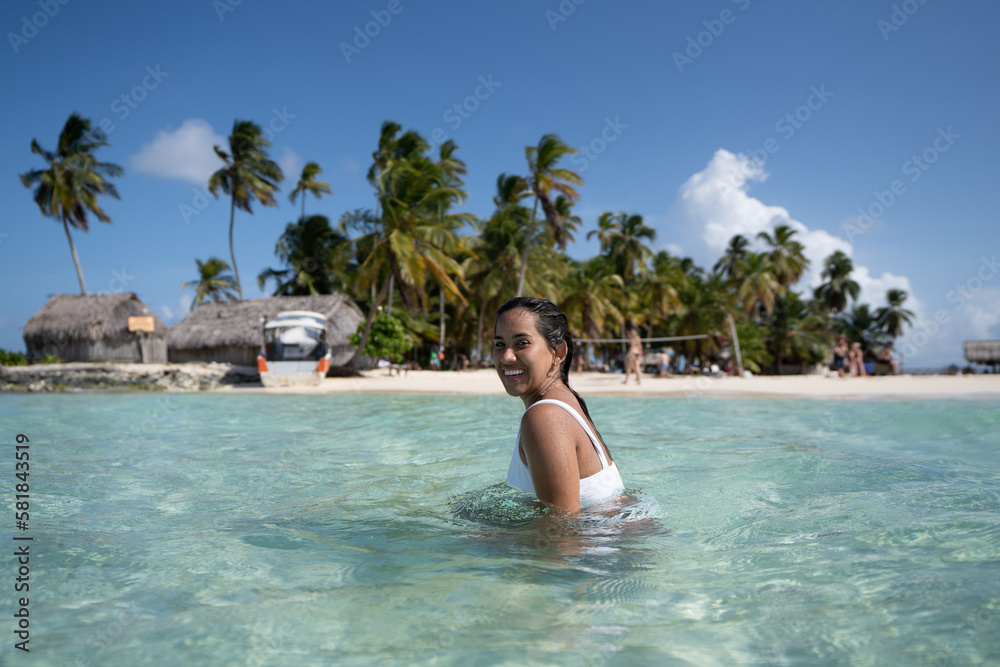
(208, 119, 284, 300)
(642, 251, 687, 330)
(875, 288, 915, 341)
(546, 195, 582, 250)
(560, 256, 624, 366)
(814, 251, 860, 315)
(736, 252, 780, 318)
(835, 302, 883, 354)
(463, 176, 531, 361)
(603, 212, 656, 283)
(516, 134, 583, 295)
(257, 214, 349, 296)
(670, 270, 730, 363)
(765, 291, 834, 372)
(288, 162, 332, 220)
(757, 225, 809, 293)
(19, 112, 124, 294)
(714, 234, 751, 280)
(347, 128, 472, 367)
(181, 257, 239, 308)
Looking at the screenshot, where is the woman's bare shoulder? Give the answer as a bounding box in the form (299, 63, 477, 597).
(520, 402, 581, 442)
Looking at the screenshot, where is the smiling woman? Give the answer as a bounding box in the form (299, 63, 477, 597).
(493, 296, 624, 512)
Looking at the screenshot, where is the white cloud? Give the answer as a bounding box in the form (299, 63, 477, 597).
(160, 293, 193, 325)
(897, 287, 1000, 368)
(131, 119, 226, 184)
(676, 149, 922, 307)
(663, 242, 685, 256)
(669, 149, 1000, 369)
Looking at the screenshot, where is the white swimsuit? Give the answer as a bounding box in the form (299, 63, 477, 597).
(506, 399, 625, 507)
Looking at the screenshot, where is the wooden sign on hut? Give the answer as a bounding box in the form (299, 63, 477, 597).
(167, 295, 363, 367)
(23, 293, 168, 364)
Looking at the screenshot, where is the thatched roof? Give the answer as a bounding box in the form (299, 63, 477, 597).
(964, 340, 1000, 364)
(168, 295, 363, 350)
(23, 293, 167, 346)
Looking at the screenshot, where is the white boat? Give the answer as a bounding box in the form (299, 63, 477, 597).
(256, 310, 331, 387)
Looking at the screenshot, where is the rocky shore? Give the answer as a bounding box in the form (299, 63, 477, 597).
(0, 362, 260, 392)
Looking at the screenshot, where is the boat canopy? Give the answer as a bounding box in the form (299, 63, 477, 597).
(264, 310, 327, 331)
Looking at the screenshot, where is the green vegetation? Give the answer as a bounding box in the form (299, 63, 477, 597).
(0, 349, 28, 366)
(19, 112, 124, 295)
(21, 112, 912, 373)
(40, 354, 63, 364)
(208, 119, 284, 300)
(349, 311, 409, 363)
(289, 162, 332, 221)
(181, 257, 239, 309)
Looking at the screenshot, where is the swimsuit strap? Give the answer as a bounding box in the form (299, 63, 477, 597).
(526, 399, 611, 468)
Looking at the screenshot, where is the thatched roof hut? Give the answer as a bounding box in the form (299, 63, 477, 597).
(964, 340, 1000, 367)
(168, 295, 364, 367)
(23, 293, 168, 363)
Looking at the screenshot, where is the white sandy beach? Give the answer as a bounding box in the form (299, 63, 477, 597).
(235, 368, 1000, 399)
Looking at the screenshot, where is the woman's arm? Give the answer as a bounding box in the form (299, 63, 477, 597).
(519, 405, 581, 512)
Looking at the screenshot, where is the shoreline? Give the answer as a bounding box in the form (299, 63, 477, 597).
(2, 363, 998, 398)
(227, 367, 1000, 399)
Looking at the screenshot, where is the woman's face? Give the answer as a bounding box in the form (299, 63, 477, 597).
(493, 308, 563, 402)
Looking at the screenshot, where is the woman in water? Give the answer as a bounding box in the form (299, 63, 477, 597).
(494, 297, 624, 513)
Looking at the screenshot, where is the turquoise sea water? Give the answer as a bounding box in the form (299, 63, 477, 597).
(1, 392, 998, 666)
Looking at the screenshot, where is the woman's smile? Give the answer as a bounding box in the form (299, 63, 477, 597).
(493, 309, 562, 402)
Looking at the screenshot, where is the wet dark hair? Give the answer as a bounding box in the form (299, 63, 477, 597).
(496, 296, 597, 426)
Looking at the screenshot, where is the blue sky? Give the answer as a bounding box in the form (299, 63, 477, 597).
(2, 0, 998, 368)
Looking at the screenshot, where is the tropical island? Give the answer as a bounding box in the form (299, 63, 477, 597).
(5, 111, 994, 393)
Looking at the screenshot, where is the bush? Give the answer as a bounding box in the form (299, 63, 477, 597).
(40, 354, 62, 364)
(0, 349, 28, 366)
(349, 312, 409, 363)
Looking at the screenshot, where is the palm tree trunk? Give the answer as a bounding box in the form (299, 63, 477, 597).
(476, 300, 486, 364)
(515, 197, 540, 297)
(386, 275, 394, 316)
(228, 195, 242, 300)
(63, 217, 88, 295)
(438, 294, 446, 350)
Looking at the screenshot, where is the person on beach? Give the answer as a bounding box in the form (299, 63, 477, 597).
(831, 337, 849, 377)
(494, 297, 625, 512)
(622, 326, 643, 385)
(848, 341, 867, 377)
(876, 342, 900, 375)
